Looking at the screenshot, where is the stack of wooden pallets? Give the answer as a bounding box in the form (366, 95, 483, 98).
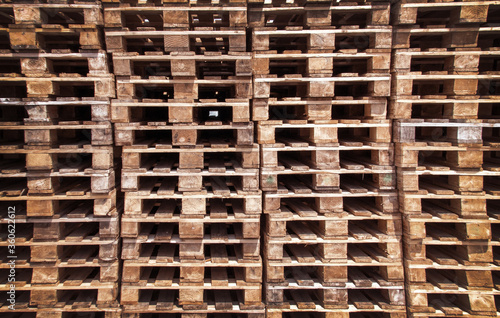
(102, 0, 264, 316)
(249, 0, 406, 317)
(391, 0, 500, 316)
(0, 0, 499, 317)
(0, 1, 120, 318)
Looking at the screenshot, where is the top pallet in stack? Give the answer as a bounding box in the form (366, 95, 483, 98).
(249, 1, 405, 318)
(0, 2, 120, 317)
(390, 1, 500, 317)
(102, 1, 264, 318)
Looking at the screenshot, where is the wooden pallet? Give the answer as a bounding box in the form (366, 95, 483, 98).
(105, 28, 247, 53)
(0, 187, 116, 217)
(8, 2, 103, 26)
(0, 51, 110, 77)
(122, 259, 262, 285)
(112, 98, 251, 124)
(406, 285, 498, 317)
(0, 302, 121, 318)
(392, 0, 498, 26)
(400, 191, 490, 219)
(253, 96, 388, 121)
(0, 215, 119, 242)
(392, 25, 500, 50)
(0, 75, 115, 98)
(121, 286, 263, 310)
(266, 212, 401, 240)
(0, 97, 111, 122)
(123, 189, 262, 216)
(248, 1, 390, 28)
(389, 96, 500, 120)
(116, 76, 252, 101)
(2, 236, 119, 262)
(121, 218, 260, 240)
(5, 25, 104, 51)
(395, 143, 484, 169)
(261, 170, 395, 193)
(122, 238, 260, 262)
(0, 121, 113, 146)
(261, 142, 394, 169)
(114, 122, 254, 146)
(112, 51, 251, 77)
(265, 284, 406, 312)
(254, 74, 391, 99)
(252, 27, 392, 53)
(0, 145, 114, 171)
(264, 187, 398, 215)
(122, 314, 264, 318)
(103, 4, 247, 29)
(267, 311, 406, 318)
(253, 51, 390, 77)
(396, 169, 499, 194)
(122, 143, 258, 170)
(257, 120, 391, 145)
(121, 172, 258, 193)
(392, 73, 500, 98)
(393, 119, 495, 145)
(264, 233, 402, 264)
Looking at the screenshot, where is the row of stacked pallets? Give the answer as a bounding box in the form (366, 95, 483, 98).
(0, 1, 120, 318)
(391, 0, 500, 317)
(102, 0, 265, 317)
(250, 0, 406, 317)
(0, 0, 498, 318)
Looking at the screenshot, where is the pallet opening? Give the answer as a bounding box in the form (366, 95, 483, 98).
(126, 38, 165, 54)
(336, 34, 371, 52)
(134, 85, 174, 100)
(42, 33, 82, 52)
(0, 82, 27, 98)
(190, 12, 230, 28)
(190, 37, 230, 54)
(40, 8, 86, 26)
(0, 105, 27, 121)
(197, 61, 236, 79)
(122, 12, 163, 31)
(133, 60, 172, 79)
(0, 58, 21, 74)
(51, 59, 90, 76)
(269, 36, 308, 53)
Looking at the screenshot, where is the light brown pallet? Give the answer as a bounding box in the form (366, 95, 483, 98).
(392, 25, 500, 50)
(392, 0, 498, 26)
(122, 143, 259, 170)
(103, 4, 247, 29)
(254, 74, 391, 99)
(253, 96, 388, 121)
(121, 286, 263, 310)
(5, 25, 104, 51)
(248, 1, 390, 28)
(0, 97, 111, 122)
(105, 28, 246, 53)
(265, 284, 406, 312)
(264, 187, 398, 215)
(0, 188, 117, 217)
(112, 98, 251, 123)
(389, 95, 500, 120)
(0, 75, 115, 98)
(5, 2, 103, 26)
(114, 122, 254, 146)
(122, 238, 260, 262)
(257, 120, 391, 145)
(123, 189, 262, 216)
(0, 51, 110, 77)
(252, 27, 392, 53)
